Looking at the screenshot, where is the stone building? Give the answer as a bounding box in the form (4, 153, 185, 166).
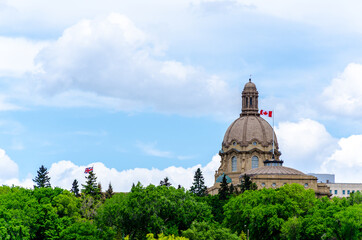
(208, 79, 331, 197)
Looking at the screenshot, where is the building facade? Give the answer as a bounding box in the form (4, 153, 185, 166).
(208, 79, 330, 197)
(327, 183, 362, 197)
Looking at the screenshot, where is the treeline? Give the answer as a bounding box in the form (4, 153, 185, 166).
(0, 166, 360, 239)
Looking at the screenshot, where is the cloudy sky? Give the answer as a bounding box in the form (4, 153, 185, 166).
(0, 0, 361, 191)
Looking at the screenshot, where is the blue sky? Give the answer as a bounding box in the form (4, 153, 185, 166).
(0, 0, 361, 191)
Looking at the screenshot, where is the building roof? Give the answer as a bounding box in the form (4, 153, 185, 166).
(222, 115, 277, 148)
(215, 173, 232, 183)
(242, 166, 306, 176)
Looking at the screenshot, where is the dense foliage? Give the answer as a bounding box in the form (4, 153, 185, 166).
(0, 168, 360, 240)
(96, 183, 212, 239)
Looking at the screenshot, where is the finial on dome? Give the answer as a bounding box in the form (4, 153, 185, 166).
(249, 74, 252, 82)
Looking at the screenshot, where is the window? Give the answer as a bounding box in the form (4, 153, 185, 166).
(330, 190, 332, 194)
(334, 190, 338, 195)
(252, 156, 259, 169)
(343, 190, 345, 194)
(250, 97, 252, 107)
(232, 156, 237, 172)
(233, 141, 237, 146)
(253, 141, 257, 146)
(261, 183, 265, 187)
(352, 190, 355, 193)
(304, 183, 308, 188)
(272, 183, 276, 187)
(347, 190, 350, 194)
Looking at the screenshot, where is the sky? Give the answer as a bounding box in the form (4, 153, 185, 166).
(0, 0, 361, 191)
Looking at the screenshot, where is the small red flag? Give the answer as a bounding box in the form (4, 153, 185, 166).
(260, 110, 272, 117)
(84, 167, 93, 174)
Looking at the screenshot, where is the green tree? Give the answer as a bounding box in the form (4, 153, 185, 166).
(96, 183, 212, 239)
(348, 191, 362, 205)
(218, 175, 229, 200)
(182, 221, 240, 240)
(239, 174, 257, 193)
(190, 168, 207, 197)
(333, 204, 362, 240)
(280, 216, 303, 240)
(224, 184, 317, 240)
(81, 171, 100, 198)
(105, 182, 114, 199)
(33, 165, 51, 188)
(71, 179, 80, 197)
(160, 177, 172, 187)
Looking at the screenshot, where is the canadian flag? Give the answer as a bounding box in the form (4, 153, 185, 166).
(260, 110, 272, 117)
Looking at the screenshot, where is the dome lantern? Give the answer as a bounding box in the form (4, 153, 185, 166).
(241, 78, 259, 116)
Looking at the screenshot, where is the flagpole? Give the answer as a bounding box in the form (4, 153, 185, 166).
(272, 109, 275, 160)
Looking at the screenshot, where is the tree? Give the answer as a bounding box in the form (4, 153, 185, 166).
(224, 184, 318, 240)
(71, 179, 80, 197)
(218, 175, 229, 200)
(81, 171, 100, 198)
(96, 184, 212, 239)
(160, 177, 171, 187)
(190, 168, 207, 197)
(239, 174, 257, 193)
(33, 165, 51, 188)
(182, 221, 240, 240)
(105, 182, 114, 199)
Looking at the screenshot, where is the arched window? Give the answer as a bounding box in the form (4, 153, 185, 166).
(252, 156, 259, 169)
(232, 156, 237, 172)
(250, 97, 253, 107)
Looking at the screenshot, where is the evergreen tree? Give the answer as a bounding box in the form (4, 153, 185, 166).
(33, 165, 51, 188)
(81, 170, 100, 198)
(229, 183, 235, 195)
(239, 174, 258, 193)
(160, 177, 171, 187)
(190, 168, 207, 197)
(105, 182, 114, 199)
(218, 174, 229, 200)
(71, 179, 80, 197)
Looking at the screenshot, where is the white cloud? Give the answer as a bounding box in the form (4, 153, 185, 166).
(0, 149, 19, 180)
(31, 13, 235, 116)
(137, 142, 194, 160)
(0, 37, 46, 76)
(276, 119, 362, 183)
(276, 119, 338, 172)
(322, 63, 362, 117)
(233, 0, 362, 33)
(0, 148, 34, 188)
(48, 154, 220, 192)
(321, 135, 362, 183)
(137, 142, 173, 158)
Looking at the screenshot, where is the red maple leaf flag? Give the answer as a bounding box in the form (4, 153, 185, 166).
(260, 110, 272, 117)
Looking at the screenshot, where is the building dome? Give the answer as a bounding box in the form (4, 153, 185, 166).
(222, 115, 277, 148)
(243, 81, 257, 91)
(215, 173, 232, 183)
(242, 166, 306, 176)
